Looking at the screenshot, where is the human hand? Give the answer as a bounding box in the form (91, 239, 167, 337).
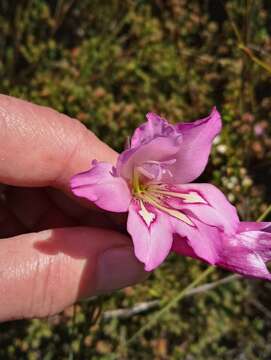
(0, 95, 146, 322)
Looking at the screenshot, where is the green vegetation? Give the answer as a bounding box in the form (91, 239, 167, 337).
(0, 1, 271, 358)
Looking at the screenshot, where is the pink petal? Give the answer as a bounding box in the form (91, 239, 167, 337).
(70, 161, 132, 212)
(118, 108, 221, 184)
(166, 183, 239, 235)
(171, 217, 221, 264)
(117, 136, 182, 181)
(219, 225, 271, 280)
(170, 107, 222, 183)
(117, 112, 182, 181)
(238, 222, 271, 232)
(127, 200, 173, 271)
(173, 221, 271, 281)
(130, 112, 180, 148)
(171, 234, 197, 258)
(226, 224, 271, 262)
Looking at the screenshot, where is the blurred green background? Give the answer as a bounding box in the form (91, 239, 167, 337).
(1, 0, 271, 359)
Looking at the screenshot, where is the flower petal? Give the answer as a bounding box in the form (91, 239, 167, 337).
(70, 161, 132, 212)
(172, 217, 221, 264)
(231, 223, 271, 262)
(117, 136, 182, 181)
(130, 112, 180, 148)
(164, 183, 239, 234)
(173, 221, 271, 280)
(171, 234, 197, 258)
(238, 222, 271, 232)
(117, 112, 182, 181)
(219, 225, 271, 280)
(118, 108, 221, 184)
(169, 107, 222, 183)
(127, 200, 173, 271)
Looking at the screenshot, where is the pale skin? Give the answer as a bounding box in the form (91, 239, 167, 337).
(0, 94, 147, 322)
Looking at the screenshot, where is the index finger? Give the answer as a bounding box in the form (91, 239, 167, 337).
(0, 95, 117, 190)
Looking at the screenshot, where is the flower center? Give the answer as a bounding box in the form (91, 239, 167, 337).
(131, 169, 194, 226)
(132, 169, 146, 196)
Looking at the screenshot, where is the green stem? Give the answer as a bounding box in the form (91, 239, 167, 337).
(257, 204, 271, 222)
(221, 1, 271, 76)
(238, 43, 271, 75)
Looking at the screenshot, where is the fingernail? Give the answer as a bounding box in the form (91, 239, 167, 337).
(96, 246, 146, 294)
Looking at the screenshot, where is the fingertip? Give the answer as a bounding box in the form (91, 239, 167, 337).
(95, 245, 147, 295)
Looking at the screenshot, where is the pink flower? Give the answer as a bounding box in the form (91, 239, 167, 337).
(71, 109, 271, 280)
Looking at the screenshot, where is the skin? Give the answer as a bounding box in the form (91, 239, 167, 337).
(0, 94, 147, 322)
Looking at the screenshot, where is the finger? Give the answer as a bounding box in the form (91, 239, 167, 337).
(0, 227, 146, 321)
(0, 95, 117, 190)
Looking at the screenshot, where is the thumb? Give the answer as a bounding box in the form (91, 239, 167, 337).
(0, 227, 146, 321)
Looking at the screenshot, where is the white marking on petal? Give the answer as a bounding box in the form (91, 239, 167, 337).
(246, 253, 264, 269)
(161, 207, 194, 225)
(149, 188, 207, 204)
(138, 200, 156, 227)
(181, 191, 207, 204)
